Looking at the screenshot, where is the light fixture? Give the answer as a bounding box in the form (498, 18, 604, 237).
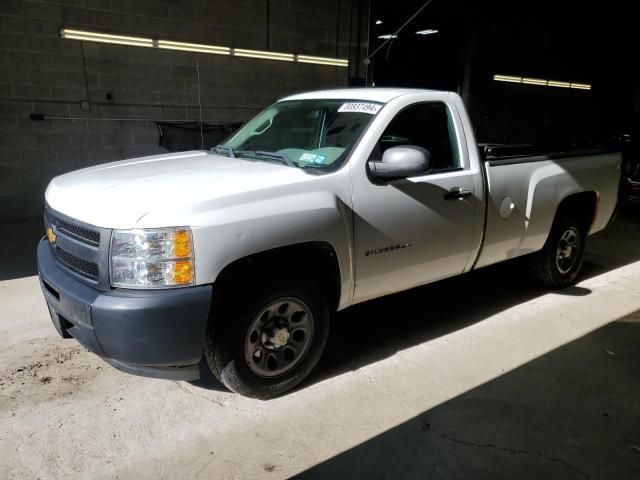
(375, 19, 383, 25)
(522, 77, 547, 86)
(158, 39, 230, 55)
(59, 27, 348, 68)
(570, 83, 591, 90)
(377, 34, 398, 40)
(547, 80, 571, 88)
(60, 28, 153, 47)
(416, 29, 438, 35)
(493, 74, 522, 83)
(233, 48, 295, 62)
(297, 55, 349, 67)
(494, 74, 591, 91)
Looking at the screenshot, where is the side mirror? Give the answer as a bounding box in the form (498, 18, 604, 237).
(368, 146, 431, 179)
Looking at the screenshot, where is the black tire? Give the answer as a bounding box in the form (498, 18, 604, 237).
(529, 212, 587, 289)
(203, 277, 330, 399)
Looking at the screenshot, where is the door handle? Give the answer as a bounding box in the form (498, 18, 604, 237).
(444, 187, 472, 200)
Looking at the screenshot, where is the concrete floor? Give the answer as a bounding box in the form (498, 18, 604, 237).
(1, 211, 640, 479)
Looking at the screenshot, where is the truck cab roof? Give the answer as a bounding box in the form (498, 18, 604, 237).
(280, 88, 445, 104)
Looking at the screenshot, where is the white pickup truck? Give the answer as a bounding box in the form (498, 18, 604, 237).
(38, 88, 620, 398)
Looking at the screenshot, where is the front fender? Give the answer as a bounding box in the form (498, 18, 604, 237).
(191, 191, 354, 309)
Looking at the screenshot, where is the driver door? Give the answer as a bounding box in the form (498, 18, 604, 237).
(352, 101, 480, 302)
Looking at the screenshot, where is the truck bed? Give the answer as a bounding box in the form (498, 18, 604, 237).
(473, 146, 621, 270)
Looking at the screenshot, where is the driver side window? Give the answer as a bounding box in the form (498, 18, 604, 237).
(373, 102, 461, 171)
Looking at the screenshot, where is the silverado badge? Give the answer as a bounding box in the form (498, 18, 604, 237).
(46, 227, 57, 245)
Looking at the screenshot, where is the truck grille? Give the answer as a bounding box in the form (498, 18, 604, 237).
(44, 206, 111, 289)
(53, 217, 100, 245)
(54, 246, 99, 279)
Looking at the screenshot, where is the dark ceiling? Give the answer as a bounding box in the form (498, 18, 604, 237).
(366, 0, 637, 146)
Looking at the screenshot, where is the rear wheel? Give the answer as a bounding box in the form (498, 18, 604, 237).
(204, 279, 330, 399)
(529, 214, 587, 288)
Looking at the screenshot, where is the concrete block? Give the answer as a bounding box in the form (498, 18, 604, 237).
(26, 36, 65, 55)
(88, 147, 125, 163)
(18, 117, 54, 134)
(168, 6, 196, 23)
(65, 101, 103, 119)
(45, 54, 85, 72)
(0, 147, 19, 162)
(0, 67, 30, 85)
(32, 19, 62, 38)
(13, 84, 54, 100)
(132, 129, 160, 146)
(85, 0, 111, 10)
(108, 0, 140, 15)
(171, 65, 197, 79)
(61, 39, 83, 57)
(117, 119, 155, 132)
(31, 101, 70, 118)
(0, 0, 24, 16)
(51, 118, 89, 134)
(22, 148, 58, 164)
(1, 15, 26, 33)
(60, 6, 96, 25)
(66, 71, 98, 88)
(68, 132, 103, 148)
(37, 133, 71, 148)
(24, 2, 62, 22)
(139, 0, 170, 19)
(30, 69, 68, 88)
(9, 51, 50, 69)
(0, 33, 27, 51)
(48, 87, 83, 102)
(0, 165, 22, 186)
(84, 118, 120, 133)
(0, 100, 32, 117)
(0, 118, 19, 134)
(102, 132, 134, 147)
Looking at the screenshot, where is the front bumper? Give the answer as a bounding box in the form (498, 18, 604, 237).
(37, 239, 212, 381)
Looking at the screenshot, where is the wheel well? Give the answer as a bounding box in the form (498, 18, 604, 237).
(212, 242, 341, 311)
(555, 191, 599, 232)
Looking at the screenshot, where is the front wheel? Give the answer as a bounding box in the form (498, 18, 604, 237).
(204, 280, 330, 399)
(529, 215, 587, 288)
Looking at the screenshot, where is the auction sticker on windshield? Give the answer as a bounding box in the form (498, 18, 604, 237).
(337, 102, 382, 114)
(299, 153, 327, 164)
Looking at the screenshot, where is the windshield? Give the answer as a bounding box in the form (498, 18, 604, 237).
(218, 99, 382, 171)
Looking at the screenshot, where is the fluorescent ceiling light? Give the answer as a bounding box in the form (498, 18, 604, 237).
(377, 34, 398, 39)
(416, 29, 438, 35)
(158, 40, 230, 55)
(60, 28, 153, 47)
(375, 20, 383, 25)
(297, 55, 349, 67)
(493, 74, 522, 83)
(522, 77, 547, 86)
(570, 83, 591, 90)
(59, 27, 348, 68)
(233, 48, 294, 62)
(494, 73, 591, 91)
(547, 80, 571, 88)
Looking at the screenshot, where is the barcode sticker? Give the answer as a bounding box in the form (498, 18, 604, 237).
(337, 102, 382, 114)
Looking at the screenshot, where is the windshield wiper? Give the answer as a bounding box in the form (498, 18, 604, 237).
(211, 145, 236, 158)
(238, 150, 296, 167)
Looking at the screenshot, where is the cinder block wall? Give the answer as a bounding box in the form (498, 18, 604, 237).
(0, 0, 357, 223)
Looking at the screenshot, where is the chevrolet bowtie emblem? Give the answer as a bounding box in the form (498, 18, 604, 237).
(46, 227, 57, 244)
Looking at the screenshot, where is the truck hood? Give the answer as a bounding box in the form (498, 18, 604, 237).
(45, 151, 316, 228)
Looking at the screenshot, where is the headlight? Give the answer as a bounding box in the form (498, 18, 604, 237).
(110, 228, 194, 288)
